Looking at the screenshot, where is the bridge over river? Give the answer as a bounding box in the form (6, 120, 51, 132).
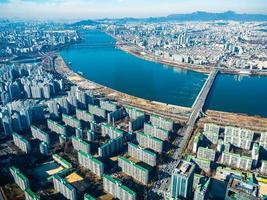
(154, 67, 219, 197)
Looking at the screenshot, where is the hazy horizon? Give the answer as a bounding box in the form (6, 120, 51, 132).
(0, 0, 267, 21)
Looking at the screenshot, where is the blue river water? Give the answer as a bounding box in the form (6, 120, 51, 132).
(61, 30, 267, 117)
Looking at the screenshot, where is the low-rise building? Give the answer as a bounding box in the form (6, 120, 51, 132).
(225, 177, 258, 200)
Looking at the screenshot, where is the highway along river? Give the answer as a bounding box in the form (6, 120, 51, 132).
(61, 30, 267, 117)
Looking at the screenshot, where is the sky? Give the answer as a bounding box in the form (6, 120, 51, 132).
(0, 0, 266, 20)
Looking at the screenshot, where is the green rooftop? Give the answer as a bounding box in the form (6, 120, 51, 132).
(84, 193, 96, 200)
(137, 131, 163, 143)
(52, 154, 72, 168)
(25, 188, 40, 200)
(104, 175, 136, 196)
(119, 156, 148, 173)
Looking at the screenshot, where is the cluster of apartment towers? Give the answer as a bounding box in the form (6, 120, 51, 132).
(9, 86, 174, 200)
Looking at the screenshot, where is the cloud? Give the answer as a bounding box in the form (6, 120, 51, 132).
(0, 0, 266, 20)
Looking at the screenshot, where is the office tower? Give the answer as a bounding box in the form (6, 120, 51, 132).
(143, 122, 169, 141)
(118, 156, 149, 185)
(170, 160, 195, 199)
(62, 114, 81, 129)
(150, 114, 174, 131)
(12, 132, 31, 154)
(101, 123, 123, 139)
(103, 175, 136, 200)
(72, 136, 90, 154)
(47, 119, 67, 135)
(78, 150, 104, 177)
(98, 135, 123, 158)
(31, 125, 50, 145)
(128, 142, 157, 167)
(9, 166, 30, 191)
(136, 131, 163, 153)
(53, 174, 77, 200)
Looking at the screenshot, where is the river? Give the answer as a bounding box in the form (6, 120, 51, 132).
(60, 30, 267, 117)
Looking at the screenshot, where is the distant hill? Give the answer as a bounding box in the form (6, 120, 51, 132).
(69, 19, 99, 26)
(110, 11, 267, 24)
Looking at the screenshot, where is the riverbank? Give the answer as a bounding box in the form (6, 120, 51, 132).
(55, 55, 191, 124)
(117, 43, 267, 76)
(106, 30, 267, 76)
(55, 54, 267, 131)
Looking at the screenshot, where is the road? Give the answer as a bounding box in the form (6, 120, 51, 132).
(153, 67, 219, 197)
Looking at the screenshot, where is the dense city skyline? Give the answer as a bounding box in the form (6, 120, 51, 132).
(0, 0, 267, 20)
